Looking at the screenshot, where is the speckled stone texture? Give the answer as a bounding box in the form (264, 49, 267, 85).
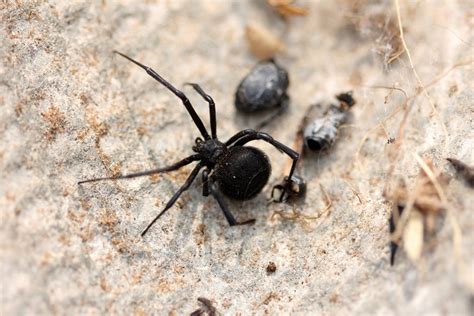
(1, 1, 473, 315)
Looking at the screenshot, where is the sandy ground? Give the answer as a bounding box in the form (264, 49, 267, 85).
(1, 0, 473, 315)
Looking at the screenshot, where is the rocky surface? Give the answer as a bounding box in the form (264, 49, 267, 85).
(1, 0, 473, 314)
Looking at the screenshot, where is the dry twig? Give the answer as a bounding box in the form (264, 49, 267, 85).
(272, 184, 332, 223)
(394, 0, 449, 152)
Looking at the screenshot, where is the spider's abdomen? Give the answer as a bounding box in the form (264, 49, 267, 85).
(215, 146, 271, 200)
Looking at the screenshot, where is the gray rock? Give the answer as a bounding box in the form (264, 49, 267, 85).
(1, 1, 473, 315)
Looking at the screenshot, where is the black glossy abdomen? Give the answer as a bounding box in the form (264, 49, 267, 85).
(215, 146, 271, 200)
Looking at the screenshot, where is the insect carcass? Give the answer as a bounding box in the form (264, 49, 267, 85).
(303, 92, 355, 152)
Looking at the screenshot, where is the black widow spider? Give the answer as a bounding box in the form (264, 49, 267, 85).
(79, 51, 300, 236)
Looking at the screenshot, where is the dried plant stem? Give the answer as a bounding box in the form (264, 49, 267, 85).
(342, 179, 363, 204)
(272, 184, 332, 222)
(353, 56, 472, 169)
(302, 185, 333, 220)
(413, 153, 473, 293)
(394, 0, 449, 153)
(354, 4, 473, 168)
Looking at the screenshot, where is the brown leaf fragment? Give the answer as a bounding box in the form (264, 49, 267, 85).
(267, 0, 309, 17)
(394, 160, 447, 215)
(245, 22, 285, 60)
(385, 159, 448, 265)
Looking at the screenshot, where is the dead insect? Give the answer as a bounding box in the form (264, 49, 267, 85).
(269, 92, 355, 203)
(235, 59, 290, 129)
(271, 174, 306, 203)
(190, 297, 217, 316)
(303, 92, 356, 152)
(78, 51, 300, 236)
(447, 158, 474, 187)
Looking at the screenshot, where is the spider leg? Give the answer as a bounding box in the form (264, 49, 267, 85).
(224, 128, 255, 146)
(227, 129, 300, 179)
(185, 83, 217, 139)
(114, 51, 210, 140)
(202, 168, 210, 196)
(209, 181, 255, 226)
(141, 163, 203, 236)
(78, 154, 201, 184)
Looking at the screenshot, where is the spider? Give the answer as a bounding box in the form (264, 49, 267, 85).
(78, 51, 300, 236)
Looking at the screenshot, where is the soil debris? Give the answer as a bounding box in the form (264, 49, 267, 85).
(266, 262, 277, 274)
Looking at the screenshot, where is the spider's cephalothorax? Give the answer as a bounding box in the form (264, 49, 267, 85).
(192, 137, 226, 167)
(78, 51, 299, 236)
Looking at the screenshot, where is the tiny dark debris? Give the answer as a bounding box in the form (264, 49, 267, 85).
(266, 261, 277, 274)
(389, 204, 404, 266)
(335, 91, 356, 108)
(190, 297, 217, 316)
(447, 158, 474, 187)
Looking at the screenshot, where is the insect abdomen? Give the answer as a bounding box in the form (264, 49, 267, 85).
(235, 60, 289, 112)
